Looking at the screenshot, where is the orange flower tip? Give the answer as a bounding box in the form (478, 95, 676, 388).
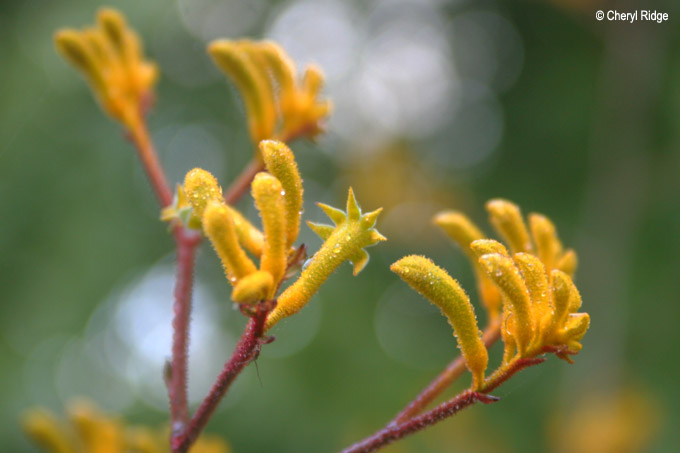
(232, 271, 274, 304)
(207, 40, 231, 56)
(557, 249, 578, 275)
(252, 171, 282, 192)
(470, 239, 509, 257)
(183, 168, 223, 218)
(486, 198, 518, 214)
(486, 198, 532, 253)
(54, 30, 86, 60)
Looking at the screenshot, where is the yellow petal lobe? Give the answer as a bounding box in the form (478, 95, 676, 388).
(486, 199, 532, 254)
(479, 253, 533, 355)
(232, 270, 274, 304)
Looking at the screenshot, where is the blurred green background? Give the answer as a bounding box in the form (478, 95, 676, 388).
(2, 0, 680, 451)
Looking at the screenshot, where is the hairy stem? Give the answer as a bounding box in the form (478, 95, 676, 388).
(168, 229, 202, 432)
(126, 114, 203, 445)
(342, 391, 499, 453)
(390, 316, 501, 425)
(343, 355, 544, 453)
(172, 302, 273, 452)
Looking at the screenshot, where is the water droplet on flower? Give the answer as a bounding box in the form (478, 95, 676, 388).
(280, 190, 286, 196)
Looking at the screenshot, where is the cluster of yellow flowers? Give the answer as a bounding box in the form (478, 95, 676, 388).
(54, 9, 157, 129)
(22, 401, 228, 453)
(391, 199, 589, 389)
(209, 40, 331, 144)
(177, 139, 385, 329)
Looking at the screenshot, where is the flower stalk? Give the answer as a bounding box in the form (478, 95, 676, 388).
(172, 301, 274, 452)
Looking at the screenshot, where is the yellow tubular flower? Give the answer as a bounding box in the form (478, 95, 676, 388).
(470, 239, 510, 258)
(283, 64, 331, 139)
(478, 253, 534, 354)
(433, 211, 485, 260)
(21, 409, 74, 453)
(434, 199, 588, 364)
(486, 199, 533, 254)
(54, 8, 157, 126)
(68, 400, 123, 452)
(259, 140, 303, 248)
(23, 401, 230, 453)
(183, 168, 223, 219)
(225, 205, 265, 258)
(529, 213, 563, 271)
(208, 40, 277, 143)
(391, 255, 488, 388)
(257, 41, 296, 106)
(546, 270, 579, 337)
(433, 212, 503, 317)
(513, 252, 551, 338)
(557, 249, 578, 276)
(203, 201, 257, 283)
(232, 270, 274, 304)
(265, 188, 385, 330)
(252, 173, 287, 295)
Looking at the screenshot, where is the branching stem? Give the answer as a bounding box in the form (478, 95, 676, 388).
(390, 316, 501, 425)
(172, 301, 274, 452)
(168, 228, 202, 432)
(343, 353, 545, 453)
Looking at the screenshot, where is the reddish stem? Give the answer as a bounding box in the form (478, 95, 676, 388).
(224, 158, 265, 205)
(172, 302, 274, 452)
(126, 115, 202, 444)
(390, 317, 501, 425)
(127, 118, 173, 207)
(344, 354, 544, 453)
(342, 391, 499, 453)
(168, 228, 202, 432)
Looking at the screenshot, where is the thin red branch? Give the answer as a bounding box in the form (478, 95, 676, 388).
(172, 301, 274, 453)
(127, 118, 173, 207)
(224, 158, 265, 205)
(343, 353, 545, 453)
(478, 357, 545, 394)
(390, 317, 501, 425)
(168, 228, 202, 433)
(342, 391, 499, 453)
